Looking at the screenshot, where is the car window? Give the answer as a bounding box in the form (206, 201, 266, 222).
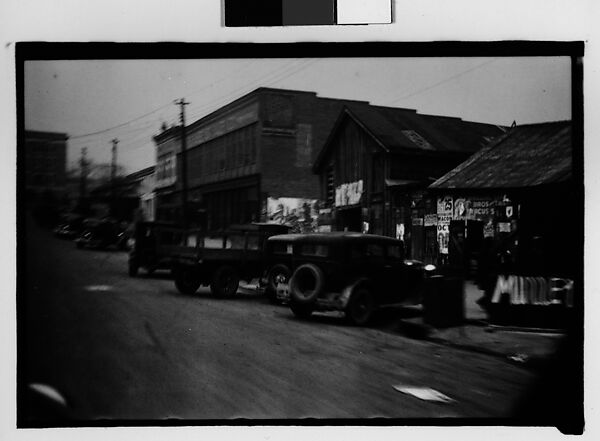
(387, 244, 404, 260)
(225, 234, 245, 250)
(300, 243, 329, 257)
(203, 235, 224, 249)
(366, 243, 384, 257)
(272, 242, 292, 254)
(247, 235, 260, 250)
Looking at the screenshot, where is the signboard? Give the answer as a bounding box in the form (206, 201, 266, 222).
(437, 196, 453, 216)
(498, 222, 511, 233)
(437, 215, 452, 254)
(467, 199, 496, 220)
(412, 217, 424, 226)
(453, 198, 468, 219)
(267, 197, 318, 233)
(335, 180, 363, 206)
(396, 223, 405, 241)
(424, 214, 438, 227)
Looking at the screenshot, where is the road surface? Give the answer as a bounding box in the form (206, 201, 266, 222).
(21, 217, 541, 422)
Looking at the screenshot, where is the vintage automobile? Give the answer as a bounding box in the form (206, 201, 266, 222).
(53, 214, 85, 239)
(128, 221, 186, 277)
(171, 223, 290, 296)
(266, 232, 434, 325)
(75, 218, 128, 250)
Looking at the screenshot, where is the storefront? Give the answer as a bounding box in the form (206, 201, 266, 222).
(428, 121, 578, 328)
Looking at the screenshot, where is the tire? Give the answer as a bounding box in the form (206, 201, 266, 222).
(210, 265, 240, 297)
(290, 302, 313, 320)
(128, 258, 139, 277)
(345, 286, 375, 326)
(174, 266, 201, 295)
(289, 263, 324, 305)
(266, 264, 291, 303)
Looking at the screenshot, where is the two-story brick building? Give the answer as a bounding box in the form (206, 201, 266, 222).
(153, 87, 369, 231)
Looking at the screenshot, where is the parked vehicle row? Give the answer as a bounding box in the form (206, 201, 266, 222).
(130, 221, 435, 326)
(55, 215, 131, 251)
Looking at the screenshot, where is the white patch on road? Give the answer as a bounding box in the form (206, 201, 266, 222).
(392, 385, 455, 403)
(84, 285, 112, 292)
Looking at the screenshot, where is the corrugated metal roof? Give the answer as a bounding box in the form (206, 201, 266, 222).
(429, 121, 572, 189)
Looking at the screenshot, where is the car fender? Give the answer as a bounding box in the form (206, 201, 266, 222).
(339, 277, 372, 308)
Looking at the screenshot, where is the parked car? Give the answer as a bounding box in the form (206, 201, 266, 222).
(171, 223, 291, 296)
(266, 232, 433, 325)
(128, 221, 185, 277)
(53, 214, 85, 239)
(75, 218, 128, 250)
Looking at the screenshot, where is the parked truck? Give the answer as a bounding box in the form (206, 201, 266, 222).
(170, 223, 291, 296)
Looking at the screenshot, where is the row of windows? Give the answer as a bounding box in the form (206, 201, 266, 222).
(187, 124, 257, 177)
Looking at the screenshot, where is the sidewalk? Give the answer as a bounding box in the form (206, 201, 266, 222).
(399, 281, 567, 366)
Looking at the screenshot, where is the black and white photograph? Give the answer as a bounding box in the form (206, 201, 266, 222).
(15, 43, 583, 432)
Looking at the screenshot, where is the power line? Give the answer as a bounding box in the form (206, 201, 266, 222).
(382, 59, 499, 106)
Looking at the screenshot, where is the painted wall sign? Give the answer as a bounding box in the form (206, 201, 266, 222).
(335, 180, 363, 207)
(187, 102, 259, 147)
(467, 199, 497, 220)
(491, 275, 574, 308)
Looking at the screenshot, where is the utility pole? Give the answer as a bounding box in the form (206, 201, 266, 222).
(175, 98, 189, 230)
(79, 147, 88, 200)
(111, 138, 119, 217)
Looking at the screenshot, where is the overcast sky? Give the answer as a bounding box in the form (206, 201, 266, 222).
(24, 57, 571, 174)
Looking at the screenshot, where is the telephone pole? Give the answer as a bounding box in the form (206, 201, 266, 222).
(110, 138, 119, 217)
(175, 98, 189, 229)
(79, 147, 88, 200)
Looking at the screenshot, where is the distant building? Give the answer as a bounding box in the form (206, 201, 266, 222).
(24, 130, 68, 204)
(312, 104, 505, 260)
(88, 166, 155, 221)
(153, 87, 370, 231)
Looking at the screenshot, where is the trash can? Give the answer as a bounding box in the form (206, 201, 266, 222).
(423, 275, 465, 328)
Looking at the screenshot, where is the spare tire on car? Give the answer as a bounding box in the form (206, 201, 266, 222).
(289, 263, 324, 304)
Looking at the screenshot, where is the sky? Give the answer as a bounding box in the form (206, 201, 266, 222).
(24, 57, 572, 175)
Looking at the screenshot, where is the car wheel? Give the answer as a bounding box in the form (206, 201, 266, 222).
(290, 302, 313, 320)
(345, 287, 375, 326)
(289, 263, 324, 305)
(266, 264, 291, 303)
(128, 259, 139, 277)
(210, 265, 240, 297)
(174, 266, 201, 295)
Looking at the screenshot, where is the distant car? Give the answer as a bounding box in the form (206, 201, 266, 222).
(267, 232, 433, 325)
(171, 223, 291, 296)
(75, 218, 128, 250)
(53, 214, 84, 239)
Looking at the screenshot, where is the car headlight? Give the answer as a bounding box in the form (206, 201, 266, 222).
(424, 264, 436, 272)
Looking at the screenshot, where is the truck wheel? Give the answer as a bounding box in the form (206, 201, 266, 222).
(289, 263, 324, 305)
(345, 287, 375, 326)
(290, 302, 313, 320)
(210, 266, 240, 297)
(266, 264, 291, 303)
(174, 266, 201, 295)
(128, 259, 139, 277)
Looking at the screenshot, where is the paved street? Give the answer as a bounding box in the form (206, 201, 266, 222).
(21, 216, 542, 421)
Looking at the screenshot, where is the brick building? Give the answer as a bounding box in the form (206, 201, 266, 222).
(312, 104, 505, 260)
(24, 130, 68, 204)
(153, 87, 369, 231)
